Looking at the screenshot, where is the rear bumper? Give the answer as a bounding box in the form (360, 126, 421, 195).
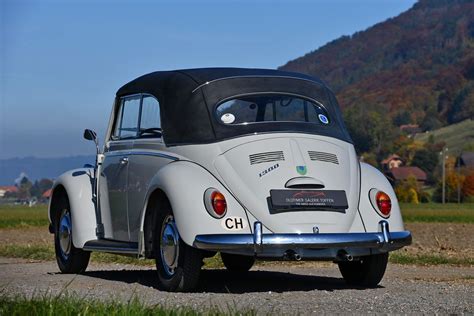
(193, 220, 412, 260)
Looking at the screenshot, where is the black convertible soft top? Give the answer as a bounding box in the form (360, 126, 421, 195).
(116, 68, 352, 145)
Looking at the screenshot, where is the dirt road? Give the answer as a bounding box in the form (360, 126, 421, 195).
(1, 257, 472, 314)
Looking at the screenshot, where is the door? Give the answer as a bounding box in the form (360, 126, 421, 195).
(127, 95, 170, 242)
(99, 96, 141, 241)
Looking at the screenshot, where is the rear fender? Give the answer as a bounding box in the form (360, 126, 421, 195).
(140, 161, 251, 247)
(358, 162, 404, 232)
(48, 168, 97, 248)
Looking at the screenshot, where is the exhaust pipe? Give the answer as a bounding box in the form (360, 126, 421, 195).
(284, 250, 302, 261)
(337, 250, 353, 262)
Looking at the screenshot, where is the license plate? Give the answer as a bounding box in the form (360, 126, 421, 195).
(269, 189, 348, 213)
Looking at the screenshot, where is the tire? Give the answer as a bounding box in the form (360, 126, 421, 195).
(338, 253, 388, 287)
(153, 199, 203, 292)
(54, 195, 90, 274)
(221, 253, 255, 272)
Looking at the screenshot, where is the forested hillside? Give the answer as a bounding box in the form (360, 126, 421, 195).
(280, 0, 474, 155)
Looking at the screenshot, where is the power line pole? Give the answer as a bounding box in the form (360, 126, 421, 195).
(457, 152, 462, 204)
(440, 147, 448, 204)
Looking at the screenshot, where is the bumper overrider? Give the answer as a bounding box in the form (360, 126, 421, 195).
(193, 220, 412, 260)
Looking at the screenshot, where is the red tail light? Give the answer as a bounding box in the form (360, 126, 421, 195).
(211, 191, 227, 216)
(376, 191, 391, 217)
(204, 188, 227, 218)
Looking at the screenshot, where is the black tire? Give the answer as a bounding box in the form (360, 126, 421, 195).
(54, 195, 90, 274)
(153, 199, 203, 292)
(338, 253, 388, 287)
(221, 253, 255, 272)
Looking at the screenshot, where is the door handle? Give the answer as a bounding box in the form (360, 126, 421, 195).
(120, 157, 129, 165)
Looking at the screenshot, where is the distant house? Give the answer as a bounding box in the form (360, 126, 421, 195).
(381, 154, 403, 171)
(400, 124, 422, 137)
(457, 152, 474, 169)
(385, 166, 427, 185)
(42, 189, 52, 200)
(0, 186, 19, 198)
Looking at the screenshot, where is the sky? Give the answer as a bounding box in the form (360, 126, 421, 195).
(1, 0, 416, 159)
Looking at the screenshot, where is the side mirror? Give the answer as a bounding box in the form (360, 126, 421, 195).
(84, 129, 97, 141)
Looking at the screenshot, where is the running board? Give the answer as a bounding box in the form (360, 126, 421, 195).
(83, 239, 139, 254)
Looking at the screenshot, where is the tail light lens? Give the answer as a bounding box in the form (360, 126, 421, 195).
(211, 191, 227, 216)
(375, 191, 391, 217)
(204, 188, 227, 218)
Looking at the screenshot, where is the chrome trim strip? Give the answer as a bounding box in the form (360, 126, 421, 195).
(193, 221, 412, 255)
(105, 151, 179, 161)
(129, 151, 179, 161)
(192, 75, 323, 93)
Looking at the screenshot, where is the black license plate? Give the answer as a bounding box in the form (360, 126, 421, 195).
(269, 189, 348, 212)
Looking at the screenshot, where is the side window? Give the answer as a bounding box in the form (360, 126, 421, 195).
(112, 96, 141, 139)
(139, 96, 161, 137)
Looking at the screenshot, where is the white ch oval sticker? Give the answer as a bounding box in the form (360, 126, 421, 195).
(221, 216, 247, 231)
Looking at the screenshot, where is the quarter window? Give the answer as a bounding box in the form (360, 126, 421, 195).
(139, 96, 161, 137)
(112, 95, 162, 140)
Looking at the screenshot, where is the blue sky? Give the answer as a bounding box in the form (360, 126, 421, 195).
(1, 0, 416, 159)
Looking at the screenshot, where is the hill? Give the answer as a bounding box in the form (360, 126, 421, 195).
(0, 156, 95, 184)
(415, 119, 474, 155)
(280, 0, 474, 132)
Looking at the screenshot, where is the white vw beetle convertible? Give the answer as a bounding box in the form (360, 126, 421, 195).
(48, 68, 411, 291)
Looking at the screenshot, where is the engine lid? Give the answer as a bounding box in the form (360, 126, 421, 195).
(214, 135, 360, 234)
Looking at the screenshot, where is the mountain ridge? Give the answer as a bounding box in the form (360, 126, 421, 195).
(280, 0, 474, 132)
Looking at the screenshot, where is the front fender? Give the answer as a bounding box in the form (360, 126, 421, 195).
(141, 161, 252, 246)
(48, 168, 96, 248)
(358, 162, 404, 232)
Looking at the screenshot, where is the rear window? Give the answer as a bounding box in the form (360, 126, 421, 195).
(215, 94, 331, 126)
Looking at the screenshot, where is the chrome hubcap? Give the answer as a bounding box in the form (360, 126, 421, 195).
(58, 209, 72, 259)
(160, 215, 179, 276)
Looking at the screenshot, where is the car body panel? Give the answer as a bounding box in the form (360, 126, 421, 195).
(48, 168, 97, 248)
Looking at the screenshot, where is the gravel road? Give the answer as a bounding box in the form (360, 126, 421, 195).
(1, 257, 472, 314)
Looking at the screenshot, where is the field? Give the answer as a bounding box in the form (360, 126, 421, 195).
(0, 203, 472, 266)
(414, 119, 474, 154)
(0, 203, 472, 314)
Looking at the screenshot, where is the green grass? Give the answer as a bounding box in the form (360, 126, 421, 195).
(400, 202, 474, 223)
(0, 293, 254, 316)
(0, 205, 48, 228)
(1, 202, 473, 230)
(0, 244, 157, 266)
(390, 252, 474, 266)
(3, 244, 472, 267)
(414, 119, 474, 155)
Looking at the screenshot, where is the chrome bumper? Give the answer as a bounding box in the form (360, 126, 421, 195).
(193, 220, 412, 259)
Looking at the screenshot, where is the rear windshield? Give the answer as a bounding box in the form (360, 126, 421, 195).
(215, 94, 331, 126)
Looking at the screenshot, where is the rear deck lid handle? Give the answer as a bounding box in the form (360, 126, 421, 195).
(284, 177, 325, 189)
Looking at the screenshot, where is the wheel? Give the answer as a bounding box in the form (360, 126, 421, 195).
(338, 253, 388, 287)
(54, 195, 90, 274)
(153, 200, 203, 292)
(221, 253, 255, 272)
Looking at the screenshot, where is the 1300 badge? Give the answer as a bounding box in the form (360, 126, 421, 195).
(259, 163, 279, 178)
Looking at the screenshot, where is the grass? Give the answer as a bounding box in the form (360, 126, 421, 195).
(389, 252, 474, 266)
(414, 118, 474, 155)
(0, 293, 254, 316)
(400, 202, 474, 223)
(0, 205, 49, 228)
(2, 244, 473, 267)
(0, 202, 473, 230)
(0, 244, 156, 266)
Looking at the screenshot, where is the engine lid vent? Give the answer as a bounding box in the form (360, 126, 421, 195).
(249, 151, 285, 165)
(308, 151, 339, 164)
